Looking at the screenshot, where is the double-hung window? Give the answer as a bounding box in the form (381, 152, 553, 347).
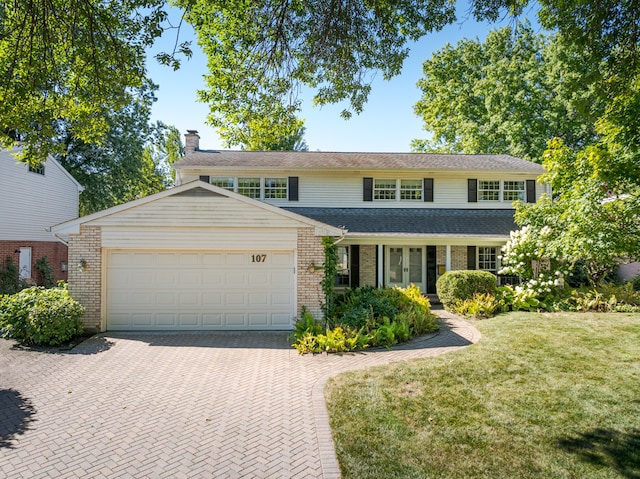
(335, 246, 350, 287)
(374, 179, 397, 200)
(28, 164, 45, 175)
(400, 179, 423, 200)
(210, 177, 235, 190)
(237, 178, 261, 198)
(503, 181, 525, 202)
(478, 180, 500, 201)
(264, 178, 287, 199)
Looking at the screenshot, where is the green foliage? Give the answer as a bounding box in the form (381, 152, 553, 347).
(0, 257, 21, 295)
(321, 237, 338, 322)
(566, 283, 640, 313)
(55, 100, 180, 215)
(453, 293, 499, 319)
(34, 257, 55, 288)
(0, 0, 169, 164)
(0, 286, 85, 346)
(413, 21, 599, 161)
(632, 275, 640, 292)
(292, 285, 438, 354)
(436, 270, 497, 310)
(497, 284, 542, 312)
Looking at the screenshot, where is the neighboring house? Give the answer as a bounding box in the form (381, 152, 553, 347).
(0, 148, 83, 283)
(52, 131, 545, 333)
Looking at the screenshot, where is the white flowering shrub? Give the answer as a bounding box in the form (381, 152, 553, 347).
(499, 225, 569, 311)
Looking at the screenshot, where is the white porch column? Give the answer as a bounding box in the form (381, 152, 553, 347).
(377, 244, 384, 287)
(445, 244, 452, 271)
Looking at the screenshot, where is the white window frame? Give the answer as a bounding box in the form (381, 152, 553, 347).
(374, 179, 423, 202)
(478, 180, 500, 201)
(503, 180, 525, 202)
(478, 247, 498, 273)
(209, 176, 288, 200)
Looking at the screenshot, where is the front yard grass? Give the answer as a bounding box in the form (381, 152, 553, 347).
(325, 312, 640, 479)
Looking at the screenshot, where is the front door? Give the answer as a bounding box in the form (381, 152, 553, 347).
(386, 246, 425, 292)
(19, 247, 32, 280)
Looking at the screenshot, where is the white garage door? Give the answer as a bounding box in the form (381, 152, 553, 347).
(106, 250, 296, 331)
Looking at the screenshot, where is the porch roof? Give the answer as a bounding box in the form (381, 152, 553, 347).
(283, 207, 518, 237)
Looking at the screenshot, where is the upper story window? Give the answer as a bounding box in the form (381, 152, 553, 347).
(264, 178, 287, 199)
(28, 164, 45, 175)
(478, 180, 500, 201)
(210, 177, 234, 190)
(400, 179, 423, 200)
(374, 179, 423, 201)
(209, 176, 288, 200)
(374, 179, 397, 200)
(503, 181, 525, 202)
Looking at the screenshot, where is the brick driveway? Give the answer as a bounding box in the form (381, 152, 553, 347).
(0, 311, 479, 479)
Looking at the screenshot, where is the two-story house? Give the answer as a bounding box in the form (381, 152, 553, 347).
(51, 131, 545, 332)
(1, 148, 83, 283)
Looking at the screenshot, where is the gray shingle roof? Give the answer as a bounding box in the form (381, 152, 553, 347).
(174, 151, 544, 172)
(283, 207, 518, 237)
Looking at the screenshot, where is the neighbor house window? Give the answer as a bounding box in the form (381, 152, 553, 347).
(28, 164, 45, 175)
(400, 179, 423, 200)
(210, 177, 235, 190)
(478, 247, 498, 273)
(237, 178, 261, 199)
(374, 179, 397, 200)
(503, 181, 525, 202)
(335, 246, 350, 287)
(478, 180, 500, 201)
(264, 178, 287, 199)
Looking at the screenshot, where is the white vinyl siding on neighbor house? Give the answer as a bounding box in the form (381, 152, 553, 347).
(0, 150, 81, 241)
(180, 170, 544, 209)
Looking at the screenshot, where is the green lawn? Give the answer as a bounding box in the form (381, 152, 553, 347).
(325, 312, 640, 479)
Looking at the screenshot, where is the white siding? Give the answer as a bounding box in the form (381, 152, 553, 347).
(181, 169, 545, 209)
(101, 226, 297, 250)
(0, 150, 81, 241)
(89, 195, 310, 228)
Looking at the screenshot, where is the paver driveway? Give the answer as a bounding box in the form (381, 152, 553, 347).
(0, 311, 479, 479)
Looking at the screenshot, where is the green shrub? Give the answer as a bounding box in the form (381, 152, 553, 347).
(0, 256, 21, 295)
(453, 293, 499, 319)
(632, 275, 640, 292)
(0, 286, 85, 346)
(34, 256, 55, 288)
(497, 285, 542, 312)
(436, 270, 497, 310)
(292, 285, 439, 354)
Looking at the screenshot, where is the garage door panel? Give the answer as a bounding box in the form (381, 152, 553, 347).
(107, 250, 295, 331)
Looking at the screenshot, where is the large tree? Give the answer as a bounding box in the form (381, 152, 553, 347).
(1, 0, 638, 159)
(55, 97, 180, 216)
(412, 22, 601, 161)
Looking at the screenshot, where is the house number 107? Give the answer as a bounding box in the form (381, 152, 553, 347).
(251, 254, 267, 263)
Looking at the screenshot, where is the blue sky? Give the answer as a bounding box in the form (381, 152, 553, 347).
(147, 4, 533, 152)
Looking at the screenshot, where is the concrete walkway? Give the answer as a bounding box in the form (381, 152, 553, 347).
(0, 310, 479, 479)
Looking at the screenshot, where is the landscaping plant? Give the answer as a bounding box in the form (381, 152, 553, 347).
(435, 270, 497, 310)
(0, 285, 85, 346)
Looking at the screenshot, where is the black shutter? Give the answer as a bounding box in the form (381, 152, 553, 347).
(199, 175, 210, 183)
(288, 176, 299, 201)
(424, 178, 434, 202)
(526, 179, 536, 203)
(363, 177, 373, 201)
(468, 179, 477, 202)
(350, 245, 360, 288)
(467, 246, 477, 270)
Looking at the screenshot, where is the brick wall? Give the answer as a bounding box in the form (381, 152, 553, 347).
(68, 225, 102, 332)
(297, 228, 325, 320)
(436, 245, 470, 276)
(0, 240, 68, 283)
(359, 245, 377, 286)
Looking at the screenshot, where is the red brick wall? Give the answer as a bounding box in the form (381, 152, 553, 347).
(0, 241, 68, 283)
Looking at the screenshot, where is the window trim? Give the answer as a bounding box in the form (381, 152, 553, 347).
(475, 180, 530, 203)
(372, 178, 424, 202)
(478, 246, 498, 273)
(209, 176, 289, 200)
(502, 180, 526, 202)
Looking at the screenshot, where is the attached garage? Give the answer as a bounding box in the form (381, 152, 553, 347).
(50, 182, 342, 332)
(106, 250, 295, 331)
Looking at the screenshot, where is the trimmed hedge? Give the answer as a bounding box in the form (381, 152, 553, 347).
(0, 286, 85, 346)
(436, 270, 497, 310)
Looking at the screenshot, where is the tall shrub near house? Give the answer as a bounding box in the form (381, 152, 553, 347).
(436, 270, 497, 310)
(0, 285, 84, 346)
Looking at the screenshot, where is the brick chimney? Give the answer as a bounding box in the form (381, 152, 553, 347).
(184, 130, 200, 154)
